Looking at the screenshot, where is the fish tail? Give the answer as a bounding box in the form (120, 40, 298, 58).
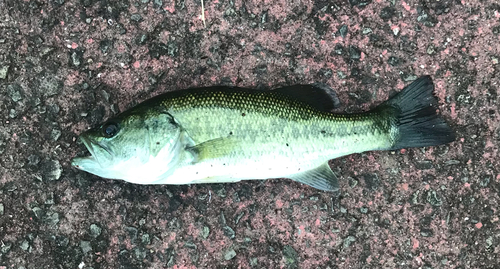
(380, 76, 455, 150)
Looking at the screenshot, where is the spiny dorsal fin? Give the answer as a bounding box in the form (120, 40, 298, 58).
(274, 83, 341, 111)
(288, 163, 339, 192)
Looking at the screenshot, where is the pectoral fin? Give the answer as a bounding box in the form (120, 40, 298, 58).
(288, 163, 339, 192)
(187, 137, 237, 162)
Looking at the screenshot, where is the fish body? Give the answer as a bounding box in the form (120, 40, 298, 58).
(72, 76, 455, 191)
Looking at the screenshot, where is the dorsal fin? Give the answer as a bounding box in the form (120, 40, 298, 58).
(274, 83, 341, 111)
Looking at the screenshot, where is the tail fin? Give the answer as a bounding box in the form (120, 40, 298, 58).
(381, 76, 455, 150)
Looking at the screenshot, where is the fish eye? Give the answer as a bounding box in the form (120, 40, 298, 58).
(102, 122, 120, 138)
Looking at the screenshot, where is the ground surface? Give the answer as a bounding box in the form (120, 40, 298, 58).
(1, 0, 499, 268)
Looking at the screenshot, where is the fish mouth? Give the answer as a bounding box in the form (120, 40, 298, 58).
(79, 135, 95, 157)
(71, 135, 113, 169)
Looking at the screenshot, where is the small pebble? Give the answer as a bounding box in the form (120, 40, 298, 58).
(224, 249, 236, 260)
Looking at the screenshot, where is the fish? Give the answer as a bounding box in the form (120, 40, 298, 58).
(71, 76, 455, 191)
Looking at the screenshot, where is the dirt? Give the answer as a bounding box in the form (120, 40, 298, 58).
(0, 0, 499, 268)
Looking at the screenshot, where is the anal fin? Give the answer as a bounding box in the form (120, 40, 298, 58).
(288, 163, 339, 192)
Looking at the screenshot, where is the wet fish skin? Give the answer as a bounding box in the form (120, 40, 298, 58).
(71, 76, 455, 191)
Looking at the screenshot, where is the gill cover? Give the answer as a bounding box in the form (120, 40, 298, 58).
(72, 109, 195, 184)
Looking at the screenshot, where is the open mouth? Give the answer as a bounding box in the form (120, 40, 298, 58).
(79, 135, 95, 158)
(71, 135, 97, 169)
(71, 134, 115, 170)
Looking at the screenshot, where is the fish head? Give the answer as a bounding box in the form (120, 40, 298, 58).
(71, 108, 187, 184)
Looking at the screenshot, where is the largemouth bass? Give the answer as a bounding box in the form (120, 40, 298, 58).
(71, 76, 455, 191)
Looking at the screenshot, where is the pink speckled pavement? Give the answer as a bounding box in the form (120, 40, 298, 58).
(0, 0, 499, 268)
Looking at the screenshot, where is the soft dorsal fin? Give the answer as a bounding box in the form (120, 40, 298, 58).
(288, 163, 340, 192)
(274, 83, 341, 111)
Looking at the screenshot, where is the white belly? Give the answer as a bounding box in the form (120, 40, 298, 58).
(150, 155, 323, 185)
